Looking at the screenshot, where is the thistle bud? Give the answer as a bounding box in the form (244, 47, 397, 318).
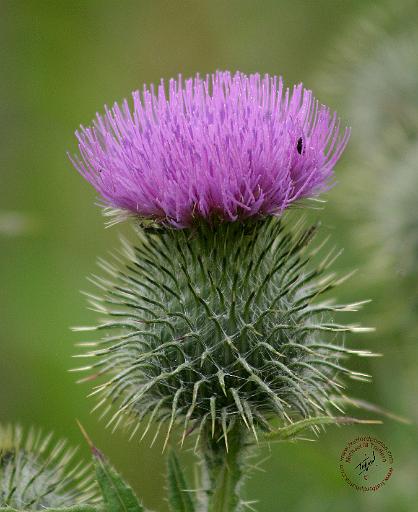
(0, 424, 98, 510)
(74, 217, 372, 449)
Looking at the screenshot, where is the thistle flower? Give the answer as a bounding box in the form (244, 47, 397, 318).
(318, 0, 417, 159)
(70, 71, 349, 228)
(69, 71, 373, 512)
(0, 424, 98, 510)
(317, 0, 418, 279)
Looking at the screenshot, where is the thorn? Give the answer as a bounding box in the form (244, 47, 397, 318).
(210, 397, 216, 437)
(76, 420, 103, 459)
(337, 417, 382, 426)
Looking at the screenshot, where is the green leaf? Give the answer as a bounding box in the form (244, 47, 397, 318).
(93, 448, 144, 512)
(264, 415, 382, 442)
(167, 450, 195, 512)
(76, 421, 144, 512)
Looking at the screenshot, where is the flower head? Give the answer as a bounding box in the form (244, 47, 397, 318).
(70, 71, 349, 228)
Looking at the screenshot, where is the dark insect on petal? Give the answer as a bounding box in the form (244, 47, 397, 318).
(297, 137, 303, 155)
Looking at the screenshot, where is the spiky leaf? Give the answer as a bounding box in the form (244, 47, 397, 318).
(264, 416, 382, 442)
(92, 449, 143, 512)
(166, 451, 195, 512)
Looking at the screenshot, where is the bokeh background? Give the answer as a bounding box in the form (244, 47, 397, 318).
(1, 1, 417, 511)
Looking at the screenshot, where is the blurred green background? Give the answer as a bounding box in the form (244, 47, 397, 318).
(1, 1, 417, 511)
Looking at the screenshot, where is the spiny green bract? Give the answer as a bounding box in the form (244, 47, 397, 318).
(74, 217, 373, 449)
(0, 424, 98, 510)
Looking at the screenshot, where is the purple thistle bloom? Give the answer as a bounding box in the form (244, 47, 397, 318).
(70, 71, 350, 228)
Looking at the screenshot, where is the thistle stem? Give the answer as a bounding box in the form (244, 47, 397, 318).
(200, 423, 245, 512)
